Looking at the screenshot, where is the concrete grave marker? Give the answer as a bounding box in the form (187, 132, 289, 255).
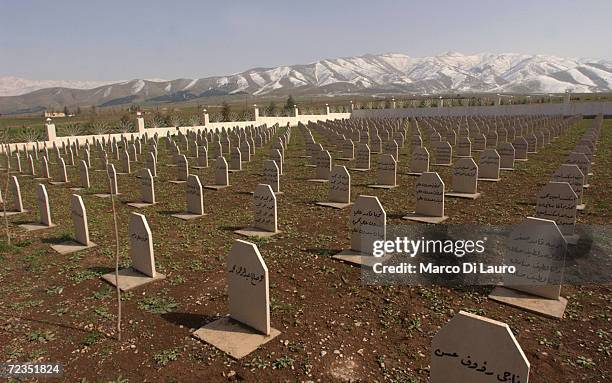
(51, 194, 96, 254)
(170, 154, 189, 184)
(498, 143, 516, 170)
(403, 172, 448, 223)
(338, 139, 354, 161)
(351, 144, 370, 172)
(173, 174, 206, 220)
(308, 150, 332, 182)
(193, 239, 280, 359)
(235, 184, 279, 238)
(262, 160, 281, 194)
(193, 146, 209, 169)
(513, 137, 528, 161)
(433, 141, 452, 166)
(128, 168, 156, 208)
(229, 147, 242, 172)
(489, 217, 568, 319)
(19, 184, 56, 231)
(49, 157, 69, 185)
(270, 149, 283, 175)
(478, 149, 501, 182)
(94, 163, 120, 198)
(334, 195, 390, 267)
(565, 152, 590, 188)
(145, 151, 157, 177)
(431, 311, 530, 383)
(408, 147, 430, 175)
(552, 164, 585, 210)
(0, 176, 26, 216)
(102, 212, 165, 291)
(316, 165, 352, 209)
(456, 137, 472, 157)
(205, 157, 230, 190)
(535, 182, 578, 244)
(368, 154, 397, 189)
(447, 158, 481, 199)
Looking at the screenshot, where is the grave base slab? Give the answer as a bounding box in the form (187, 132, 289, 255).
(69, 187, 84, 191)
(101, 267, 166, 291)
(446, 192, 481, 200)
(0, 210, 28, 217)
(402, 213, 449, 224)
(478, 178, 501, 182)
(171, 212, 207, 220)
(406, 172, 423, 176)
(576, 204, 586, 211)
(51, 240, 97, 255)
(48, 181, 68, 186)
(191, 166, 209, 170)
(127, 202, 156, 209)
(367, 184, 397, 189)
(228, 169, 242, 173)
(234, 228, 280, 238)
(315, 201, 352, 209)
(349, 168, 370, 172)
(204, 185, 230, 191)
(333, 249, 393, 268)
(488, 286, 567, 319)
(433, 163, 452, 167)
(304, 164, 316, 168)
(168, 180, 187, 184)
(501, 168, 515, 171)
(19, 223, 56, 232)
(193, 317, 280, 359)
(307, 179, 329, 183)
(93, 193, 121, 198)
(336, 157, 353, 161)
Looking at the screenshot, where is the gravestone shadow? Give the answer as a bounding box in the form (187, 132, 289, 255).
(161, 312, 218, 329)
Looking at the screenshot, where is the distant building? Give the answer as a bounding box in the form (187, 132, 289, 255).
(44, 112, 67, 118)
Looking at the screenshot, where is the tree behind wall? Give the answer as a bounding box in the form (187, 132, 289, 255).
(221, 102, 231, 122)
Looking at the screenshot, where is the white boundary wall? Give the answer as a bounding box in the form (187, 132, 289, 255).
(351, 101, 612, 118)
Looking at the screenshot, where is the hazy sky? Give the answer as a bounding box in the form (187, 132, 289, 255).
(1, 0, 611, 80)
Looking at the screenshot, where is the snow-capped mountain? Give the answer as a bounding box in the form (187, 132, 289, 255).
(0, 76, 120, 97)
(1, 52, 611, 114)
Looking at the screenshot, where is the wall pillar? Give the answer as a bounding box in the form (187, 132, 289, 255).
(325, 103, 330, 115)
(203, 109, 210, 125)
(253, 104, 259, 121)
(294, 105, 299, 117)
(136, 112, 145, 133)
(44, 118, 56, 142)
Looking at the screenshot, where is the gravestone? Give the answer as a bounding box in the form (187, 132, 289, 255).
(408, 147, 430, 175)
(119, 149, 131, 174)
(489, 217, 568, 319)
(382, 140, 399, 161)
(229, 147, 242, 172)
(20, 184, 55, 231)
(95, 164, 120, 197)
(316, 165, 352, 209)
(431, 311, 530, 383)
(333, 195, 390, 267)
(173, 175, 206, 220)
(498, 143, 516, 170)
(308, 150, 332, 182)
(171, 154, 189, 184)
(205, 157, 230, 190)
(513, 137, 528, 161)
(73, 160, 90, 190)
(434, 142, 452, 166)
(565, 152, 590, 187)
(193, 239, 280, 359)
(478, 149, 501, 182)
(270, 149, 283, 175)
(0, 176, 26, 216)
(145, 151, 157, 177)
(102, 212, 165, 291)
(49, 157, 69, 185)
(368, 154, 397, 189)
(403, 172, 448, 223)
(456, 137, 472, 157)
(473, 133, 486, 151)
(351, 144, 370, 172)
(38, 156, 50, 179)
(262, 160, 281, 194)
(51, 194, 96, 254)
(552, 164, 585, 210)
(447, 158, 480, 199)
(535, 182, 578, 244)
(193, 146, 209, 169)
(128, 168, 156, 208)
(339, 139, 354, 160)
(235, 184, 279, 238)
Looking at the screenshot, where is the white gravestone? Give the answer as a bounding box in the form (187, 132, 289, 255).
(351, 144, 370, 172)
(403, 172, 448, 223)
(128, 168, 156, 208)
(235, 184, 279, 238)
(309, 150, 332, 182)
(51, 194, 96, 254)
(409, 147, 430, 175)
(478, 149, 501, 182)
(333, 195, 390, 267)
(193, 239, 280, 359)
(102, 212, 165, 291)
(205, 157, 230, 190)
(447, 158, 480, 199)
(552, 164, 585, 210)
(535, 182, 578, 244)
(431, 311, 530, 383)
(489, 217, 568, 319)
(498, 143, 515, 170)
(262, 160, 281, 194)
(20, 184, 55, 231)
(316, 165, 352, 209)
(368, 154, 397, 189)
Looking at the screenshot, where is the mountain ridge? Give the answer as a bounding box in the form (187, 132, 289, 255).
(1, 52, 611, 114)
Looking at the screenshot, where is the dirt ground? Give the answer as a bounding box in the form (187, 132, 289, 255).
(0, 118, 610, 382)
